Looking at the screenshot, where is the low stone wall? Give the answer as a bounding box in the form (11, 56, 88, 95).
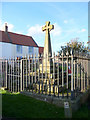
(70, 89, 90, 112)
(20, 89, 90, 112)
(20, 91, 65, 107)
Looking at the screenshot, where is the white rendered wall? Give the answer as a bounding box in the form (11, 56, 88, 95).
(0, 42, 39, 59)
(0, 42, 12, 59)
(33, 47, 39, 57)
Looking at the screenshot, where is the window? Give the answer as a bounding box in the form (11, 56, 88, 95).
(16, 45, 22, 54)
(28, 46, 33, 53)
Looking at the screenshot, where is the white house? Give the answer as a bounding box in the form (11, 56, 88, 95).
(0, 24, 39, 59)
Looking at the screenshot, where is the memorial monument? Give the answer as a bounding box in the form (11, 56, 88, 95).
(40, 21, 54, 73)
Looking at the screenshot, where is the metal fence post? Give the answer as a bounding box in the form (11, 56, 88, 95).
(34, 54, 36, 93)
(57, 53, 59, 97)
(53, 52, 55, 96)
(16, 58, 18, 92)
(8, 59, 10, 91)
(77, 58, 78, 88)
(66, 51, 69, 89)
(71, 48, 74, 99)
(78, 59, 80, 90)
(74, 60, 75, 90)
(38, 54, 40, 94)
(23, 59, 24, 91)
(29, 55, 30, 86)
(81, 60, 83, 91)
(32, 54, 33, 93)
(42, 54, 43, 94)
(10, 58, 12, 92)
(20, 59, 23, 91)
(84, 60, 85, 91)
(26, 56, 27, 89)
(62, 50, 64, 87)
(35, 54, 36, 84)
(2, 59, 3, 87)
(13, 58, 15, 92)
(87, 60, 89, 89)
(6, 59, 8, 89)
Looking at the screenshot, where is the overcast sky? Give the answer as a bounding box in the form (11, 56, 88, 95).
(0, 1, 88, 53)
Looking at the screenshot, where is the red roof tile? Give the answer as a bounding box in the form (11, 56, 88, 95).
(0, 30, 38, 47)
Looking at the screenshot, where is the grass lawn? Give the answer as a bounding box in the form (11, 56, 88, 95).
(1, 90, 90, 119)
(1, 90, 64, 119)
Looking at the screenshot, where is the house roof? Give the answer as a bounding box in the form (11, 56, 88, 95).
(39, 47, 44, 54)
(0, 30, 38, 47)
(87, 41, 90, 44)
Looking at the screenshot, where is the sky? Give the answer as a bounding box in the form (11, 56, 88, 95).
(0, 1, 88, 53)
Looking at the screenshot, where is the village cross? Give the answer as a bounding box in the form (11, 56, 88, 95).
(42, 21, 54, 73)
(42, 21, 54, 32)
(42, 21, 54, 58)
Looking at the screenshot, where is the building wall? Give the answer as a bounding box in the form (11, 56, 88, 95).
(0, 42, 12, 59)
(0, 42, 2, 58)
(0, 42, 39, 59)
(88, 37, 90, 50)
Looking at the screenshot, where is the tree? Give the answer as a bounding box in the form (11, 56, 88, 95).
(58, 38, 88, 56)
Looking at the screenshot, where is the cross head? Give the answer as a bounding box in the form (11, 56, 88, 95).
(42, 21, 54, 32)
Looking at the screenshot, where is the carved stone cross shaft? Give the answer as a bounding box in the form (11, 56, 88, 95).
(42, 21, 54, 58)
(42, 21, 54, 73)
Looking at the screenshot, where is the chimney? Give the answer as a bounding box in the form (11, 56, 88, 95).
(5, 23, 8, 32)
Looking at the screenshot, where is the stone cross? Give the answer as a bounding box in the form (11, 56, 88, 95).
(42, 21, 54, 73)
(42, 21, 54, 58)
(42, 21, 54, 32)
